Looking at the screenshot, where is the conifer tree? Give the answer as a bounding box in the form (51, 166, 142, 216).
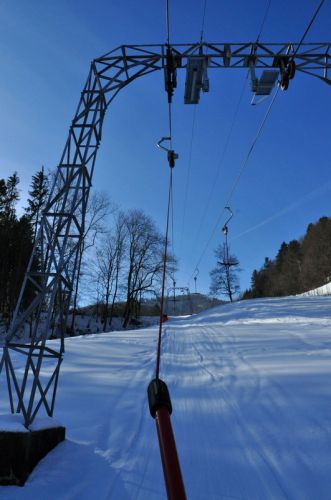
(1, 172, 19, 219)
(0, 173, 39, 324)
(25, 166, 49, 241)
(244, 216, 331, 299)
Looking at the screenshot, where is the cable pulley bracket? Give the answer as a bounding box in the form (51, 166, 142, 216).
(164, 47, 181, 103)
(157, 136, 178, 168)
(222, 206, 233, 236)
(273, 56, 296, 91)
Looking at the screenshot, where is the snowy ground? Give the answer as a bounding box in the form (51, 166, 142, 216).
(299, 281, 331, 297)
(1, 296, 331, 499)
(0, 314, 159, 346)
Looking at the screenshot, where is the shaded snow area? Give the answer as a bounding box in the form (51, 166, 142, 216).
(0, 315, 160, 346)
(1, 296, 331, 499)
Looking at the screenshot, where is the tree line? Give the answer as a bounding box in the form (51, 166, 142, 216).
(0, 169, 48, 326)
(243, 217, 331, 298)
(0, 169, 173, 333)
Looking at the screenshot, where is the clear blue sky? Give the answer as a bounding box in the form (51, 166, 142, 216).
(0, 0, 330, 297)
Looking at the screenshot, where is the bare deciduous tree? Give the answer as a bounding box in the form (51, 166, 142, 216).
(210, 243, 240, 302)
(70, 192, 114, 333)
(96, 213, 126, 331)
(122, 210, 164, 328)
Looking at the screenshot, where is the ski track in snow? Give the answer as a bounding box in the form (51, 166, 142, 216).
(1, 296, 331, 499)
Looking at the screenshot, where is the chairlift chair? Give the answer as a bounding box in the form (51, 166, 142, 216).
(184, 56, 209, 104)
(249, 61, 279, 104)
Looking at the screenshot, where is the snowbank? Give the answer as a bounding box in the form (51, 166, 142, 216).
(298, 282, 331, 297)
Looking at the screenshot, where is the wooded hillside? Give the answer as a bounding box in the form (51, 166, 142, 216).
(244, 217, 331, 298)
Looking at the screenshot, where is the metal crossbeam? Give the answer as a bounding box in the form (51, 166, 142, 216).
(0, 41, 330, 427)
(97, 42, 330, 81)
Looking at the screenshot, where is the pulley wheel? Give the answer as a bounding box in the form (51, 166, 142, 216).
(281, 73, 289, 91)
(287, 60, 296, 80)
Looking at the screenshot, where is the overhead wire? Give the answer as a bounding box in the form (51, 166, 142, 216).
(155, 0, 175, 379)
(150, 6, 187, 498)
(166, 0, 175, 275)
(168, 102, 173, 149)
(192, 74, 248, 252)
(224, 84, 280, 205)
(200, 0, 208, 42)
(170, 172, 175, 265)
(189, 83, 280, 281)
(188, 0, 326, 284)
(256, 0, 272, 42)
(188, 0, 273, 281)
(230, 179, 331, 242)
(221, 0, 326, 219)
(178, 0, 208, 265)
(165, 0, 170, 46)
(155, 167, 173, 379)
(179, 105, 197, 255)
(293, 0, 326, 57)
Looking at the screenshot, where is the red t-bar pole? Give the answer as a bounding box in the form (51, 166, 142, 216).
(148, 379, 186, 500)
(155, 405, 186, 500)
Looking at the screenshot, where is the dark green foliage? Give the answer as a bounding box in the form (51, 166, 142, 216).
(0, 172, 19, 219)
(301, 217, 331, 290)
(243, 217, 331, 299)
(25, 166, 49, 241)
(0, 173, 39, 322)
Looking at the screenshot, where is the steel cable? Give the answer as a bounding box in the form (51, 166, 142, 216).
(188, 0, 326, 284)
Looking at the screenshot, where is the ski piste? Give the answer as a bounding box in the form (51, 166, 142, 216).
(1, 295, 331, 499)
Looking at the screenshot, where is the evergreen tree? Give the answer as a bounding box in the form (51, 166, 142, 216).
(280, 240, 303, 295)
(244, 216, 331, 299)
(0, 173, 39, 323)
(25, 166, 49, 241)
(301, 217, 331, 290)
(0, 179, 6, 210)
(1, 172, 19, 219)
(6, 215, 37, 316)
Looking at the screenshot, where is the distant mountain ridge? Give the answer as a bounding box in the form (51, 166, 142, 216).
(137, 292, 223, 317)
(163, 293, 223, 316)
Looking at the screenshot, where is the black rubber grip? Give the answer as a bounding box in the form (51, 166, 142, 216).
(147, 378, 172, 418)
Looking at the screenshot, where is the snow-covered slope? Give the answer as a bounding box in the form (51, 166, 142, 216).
(1, 296, 331, 499)
(299, 281, 331, 297)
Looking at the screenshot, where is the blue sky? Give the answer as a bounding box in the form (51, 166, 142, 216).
(0, 0, 330, 297)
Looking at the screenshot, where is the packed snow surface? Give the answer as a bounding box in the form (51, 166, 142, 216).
(299, 281, 331, 297)
(1, 296, 331, 499)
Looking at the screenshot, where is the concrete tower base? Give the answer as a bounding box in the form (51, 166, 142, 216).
(0, 415, 65, 486)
